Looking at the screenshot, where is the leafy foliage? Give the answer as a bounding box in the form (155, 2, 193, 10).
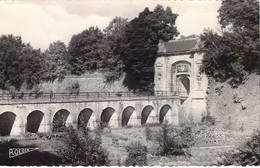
(199, 0, 259, 88)
(120, 5, 179, 93)
(124, 141, 148, 166)
(103, 17, 128, 83)
(156, 123, 194, 156)
(67, 27, 106, 75)
(57, 126, 110, 166)
(218, 129, 260, 166)
(0, 35, 45, 90)
(43, 41, 69, 82)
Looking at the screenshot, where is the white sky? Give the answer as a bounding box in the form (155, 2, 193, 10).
(0, 0, 221, 51)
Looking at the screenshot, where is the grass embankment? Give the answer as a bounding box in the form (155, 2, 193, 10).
(0, 71, 128, 94)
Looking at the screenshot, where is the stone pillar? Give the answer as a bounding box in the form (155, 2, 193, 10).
(38, 115, 51, 133)
(10, 116, 23, 136)
(109, 113, 119, 128)
(146, 109, 158, 125)
(127, 110, 140, 126)
(66, 114, 77, 129)
(88, 113, 97, 129)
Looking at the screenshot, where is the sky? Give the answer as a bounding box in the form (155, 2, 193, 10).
(0, 0, 221, 51)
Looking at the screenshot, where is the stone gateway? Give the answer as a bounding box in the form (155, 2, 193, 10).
(154, 35, 208, 123)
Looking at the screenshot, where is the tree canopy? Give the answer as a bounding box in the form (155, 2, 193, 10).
(120, 5, 179, 93)
(0, 35, 44, 91)
(200, 0, 259, 87)
(67, 27, 105, 75)
(43, 41, 69, 82)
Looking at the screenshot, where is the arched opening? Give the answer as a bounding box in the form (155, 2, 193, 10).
(141, 105, 154, 125)
(122, 106, 135, 126)
(53, 109, 70, 132)
(78, 108, 94, 130)
(180, 76, 190, 95)
(101, 107, 115, 127)
(0, 112, 16, 136)
(26, 110, 44, 133)
(171, 61, 191, 93)
(159, 105, 172, 124)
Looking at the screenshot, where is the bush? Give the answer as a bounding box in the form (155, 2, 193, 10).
(65, 81, 80, 96)
(156, 123, 194, 156)
(218, 129, 260, 166)
(57, 126, 110, 166)
(124, 141, 148, 166)
(201, 116, 215, 126)
(145, 125, 152, 140)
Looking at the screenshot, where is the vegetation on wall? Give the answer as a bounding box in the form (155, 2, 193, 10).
(199, 0, 259, 88)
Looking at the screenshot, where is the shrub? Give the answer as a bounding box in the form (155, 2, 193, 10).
(124, 141, 148, 166)
(65, 81, 80, 96)
(145, 125, 152, 140)
(57, 126, 110, 166)
(156, 123, 194, 156)
(218, 129, 260, 166)
(52, 113, 68, 132)
(201, 116, 215, 126)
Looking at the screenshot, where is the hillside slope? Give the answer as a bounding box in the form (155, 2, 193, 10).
(10, 72, 129, 94)
(207, 73, 259, 131)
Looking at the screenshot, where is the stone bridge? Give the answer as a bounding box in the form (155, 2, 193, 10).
(0, 91, 185, 136)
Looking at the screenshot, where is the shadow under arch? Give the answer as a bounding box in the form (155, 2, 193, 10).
(78, 108, 94, 130)
(26, 110, 44, 133)
(0, 112, 16, 136)
(159, 105, 172, 124)
(101, 107, 115, 127)
(141, 105, 154, 125)
(53, 109, 70, 132)
(122, 106, 135, 127)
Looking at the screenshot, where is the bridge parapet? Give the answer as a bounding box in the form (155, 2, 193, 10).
(0, 91, 181, 105)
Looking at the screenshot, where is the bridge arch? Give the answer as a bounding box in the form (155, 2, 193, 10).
(141, 105, 157, 125)
(122, 106, 136, 127)
(78, 108, 96, 130)
(0, 112, 16, 136)
(159, 105, 172, 124)
(26, 110, 44, 133)
(53, 109, 70, 132)
(101, 107, 117, 128)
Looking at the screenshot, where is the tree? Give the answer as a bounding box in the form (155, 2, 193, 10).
(120, 5, 179, 93)
(0, 35, 44, 91)
(43, 41, 69, 82)
(200, 0, 259, 87)
(103, 17, 128, 83)
(67, 27, 105, 75)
